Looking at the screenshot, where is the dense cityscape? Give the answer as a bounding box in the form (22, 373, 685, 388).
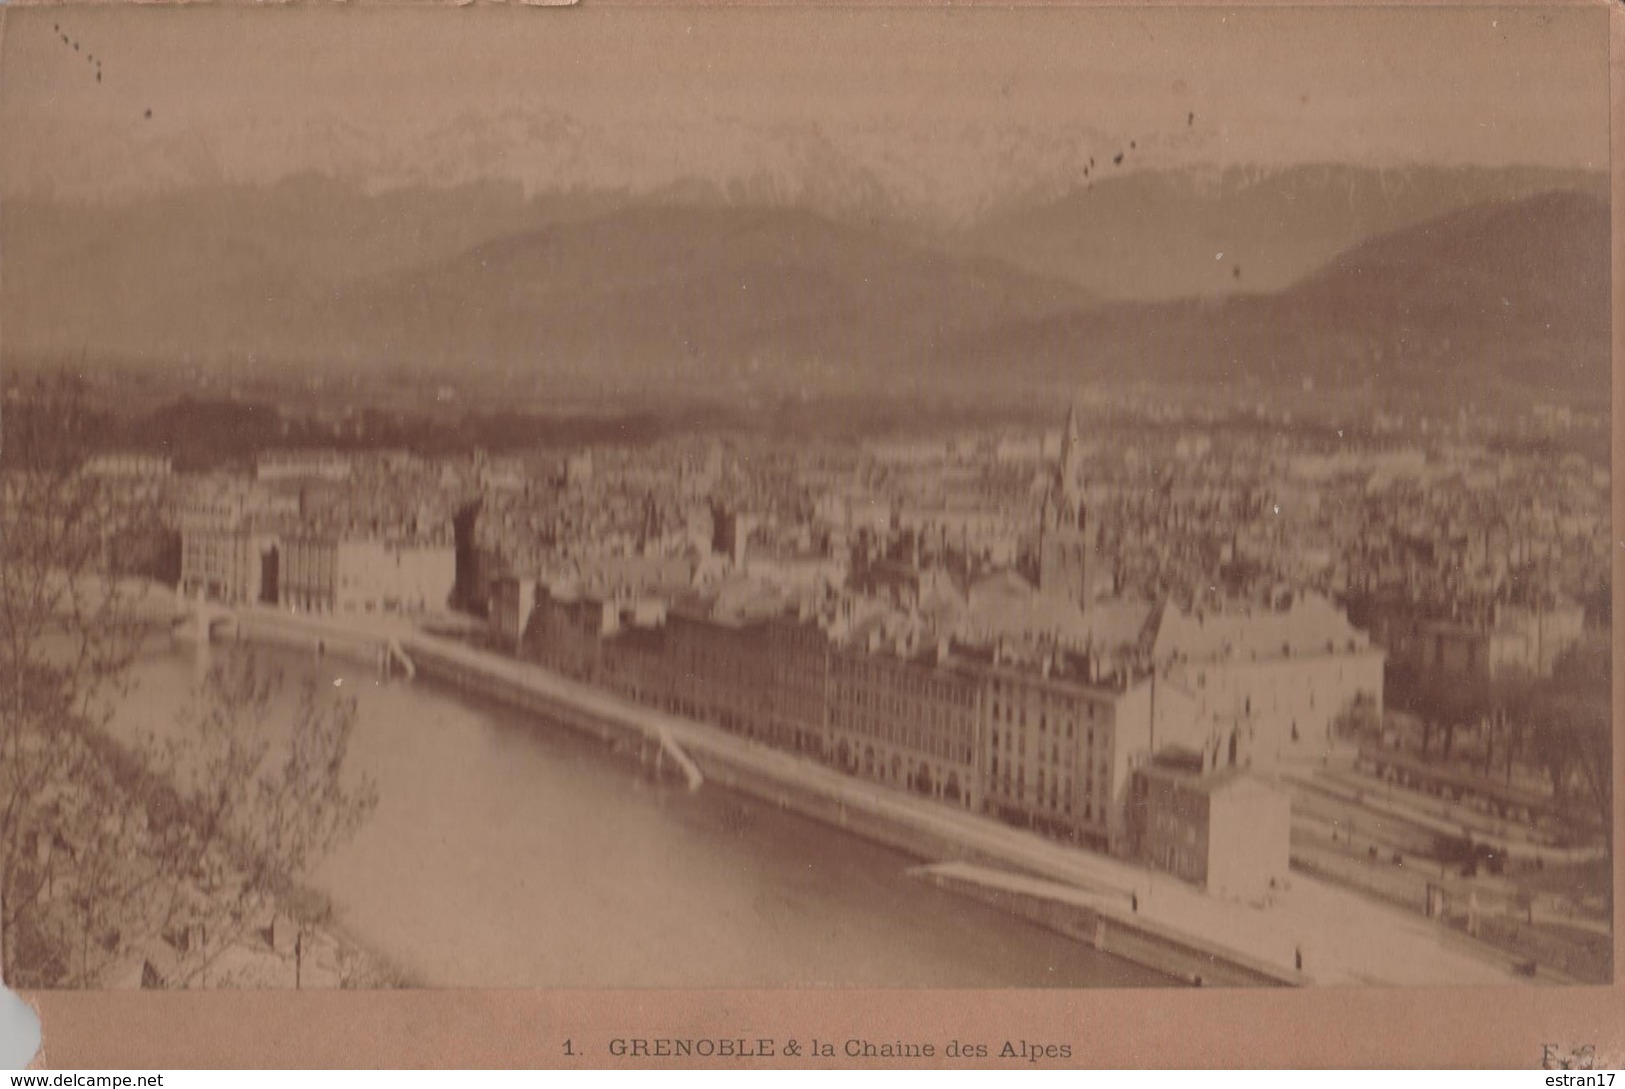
(4, 370, 1610, 986)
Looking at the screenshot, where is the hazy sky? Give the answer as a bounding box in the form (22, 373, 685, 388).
(0, 5, 1609, 213)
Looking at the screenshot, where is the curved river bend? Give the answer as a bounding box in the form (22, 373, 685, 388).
(114, 641, 1170, 989)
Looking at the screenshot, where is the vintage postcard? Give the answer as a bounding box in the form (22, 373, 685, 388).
(0, 0, 1618, 1068)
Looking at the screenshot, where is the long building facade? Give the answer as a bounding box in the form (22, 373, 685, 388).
(180, 529, 273, 605)
(827, 636, 983, 811)
(977, 654, 1153, 851)
(512, 576, 1308, 862)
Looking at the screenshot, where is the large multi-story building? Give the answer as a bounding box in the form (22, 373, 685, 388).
(280, 535, 338, 612)
(1142, 591, 1384, 767)
(520, 578, 834, 756)
(522, 584, 619, 682)
(657, 603, 828, 754)
(974, 646, 1164, 851)
(336, 538, 455, 614)
(280, 535, 455, 614)
(180, 529, 276, 605)
(827, 628, 982, 810)
(1125, 748, 1292, 901)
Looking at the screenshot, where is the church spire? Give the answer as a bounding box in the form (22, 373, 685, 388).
(1038, 402, 1094, 611)
(1042, 403, 1087, 533)
(1059, 402, 1082, 493)
(1050, 402, 1085, 521)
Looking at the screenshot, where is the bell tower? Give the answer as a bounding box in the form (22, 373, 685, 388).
(1039, 404, 1096, 610)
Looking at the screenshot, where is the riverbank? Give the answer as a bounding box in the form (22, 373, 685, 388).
(67, 631, 417, 991)
(102, 893, 417, 991)
(210, 604, 1526, 987)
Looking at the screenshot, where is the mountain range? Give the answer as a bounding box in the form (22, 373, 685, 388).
(963, 163, 1607, 300)
(927, 190, 1609, 404)
(2, 163, 1609, 407)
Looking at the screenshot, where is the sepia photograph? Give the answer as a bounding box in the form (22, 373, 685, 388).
(0, 0, 1613, 1040)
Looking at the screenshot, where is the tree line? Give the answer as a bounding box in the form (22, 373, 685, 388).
(1384, 642, 1611, 852)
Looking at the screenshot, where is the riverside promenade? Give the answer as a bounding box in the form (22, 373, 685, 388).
(218, 603, 1523, 988)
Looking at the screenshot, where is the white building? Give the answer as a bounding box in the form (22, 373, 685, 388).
(282, 535, 455, 615)
(334, 539, 455, 614)
(1143, 591, 1385, 768)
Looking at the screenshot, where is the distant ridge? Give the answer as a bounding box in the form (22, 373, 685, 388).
(2, 171, 1608, 406)
(960, 163, 1608, 300)
(315, 204, 1093, 391)
(927, 190, 1610, 405)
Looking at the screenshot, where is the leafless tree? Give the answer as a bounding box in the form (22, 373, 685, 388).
(2, 376, 376, 988)
(1526, 640, 1611, 867)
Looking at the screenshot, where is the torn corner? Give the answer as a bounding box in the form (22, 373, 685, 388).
(0, 983, 43, 1071)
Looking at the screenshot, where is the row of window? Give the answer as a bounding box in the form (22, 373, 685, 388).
(989, 703, 1103, 742)
(990, 754, 1104, 797)
(987, 678, 1108, 714)
(835, 682, 971, 718)
(831, 713, 975, 763)
(987, 766, 1098, 823)
(832, 659, 968, 711)
(990, 726, 1105, 756)
(830, 701, 975, 735)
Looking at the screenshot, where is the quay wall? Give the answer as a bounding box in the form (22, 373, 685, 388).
(217, 611, 1297, 989)
(908, 870, 1301, 988)
(235, 613, 388, 672)
(410, 641, 667, 757)
(691, 746, 1004, 871)
(407, 640, 1059, 872)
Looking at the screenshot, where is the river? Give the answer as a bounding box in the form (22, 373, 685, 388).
(111, 638, 1170, 989)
